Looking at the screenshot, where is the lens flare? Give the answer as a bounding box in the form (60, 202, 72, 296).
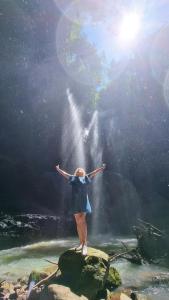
(118, 12, 141, 44)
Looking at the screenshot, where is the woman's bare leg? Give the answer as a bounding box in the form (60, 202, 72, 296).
(81, 213, 87, 245)
(74, 213, 83, 244)
(74, 213, 87, 245)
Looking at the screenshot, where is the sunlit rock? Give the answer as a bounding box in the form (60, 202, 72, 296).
(40, 284, 88, 300)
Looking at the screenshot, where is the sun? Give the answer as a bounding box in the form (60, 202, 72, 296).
(118, 12, 141, 45)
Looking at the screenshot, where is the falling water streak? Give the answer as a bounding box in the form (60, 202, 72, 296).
(86, 111, 98, 135)
(66, 88, 86, 169)
(90, 111, 103, 235)
(83, 111, 97, 142)
(60, 89, 86, 221)
(60, 90, 73, 218)
(61, 89, 85, 169)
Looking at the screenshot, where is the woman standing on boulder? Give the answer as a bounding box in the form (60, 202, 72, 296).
(56, 164, 106, 255)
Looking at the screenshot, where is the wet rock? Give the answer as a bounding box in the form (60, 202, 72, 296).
(107, 292, 131, 300)
(39, 284, 88, 300)
(106, 290, 152, 300)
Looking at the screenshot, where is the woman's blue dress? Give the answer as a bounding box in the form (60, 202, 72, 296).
(68, 175, 92, 214)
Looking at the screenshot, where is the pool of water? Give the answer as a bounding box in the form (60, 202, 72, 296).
(0, 235, 168, 299)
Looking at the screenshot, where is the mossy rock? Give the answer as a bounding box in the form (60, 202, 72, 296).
(105, 266, 122, 290)
(77, 259, 108, 299)
(58, 247, 109, 276)
(57, 247, 121, 300)
(58, 248, 85, 278)
(28, 248, 122, 300)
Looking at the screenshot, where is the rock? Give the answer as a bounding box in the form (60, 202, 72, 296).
(120, 294, 131, 300)
(17, 295, 27, 300)
(0, 282, 14, 294)
(57, 247, 121, 299)
(14, 284, 21, 290)
(27, 264, 58, 294)
(27, 287, 42, 300)
(17, 277, 27, 285)
(105, 292, 132, 300)
(39, 284, 88, 300)
(58, 247, 109, 296)
(28, 265, 57, 286)
(106, 292, 131, 300)
(0, 281, 27, 300)
(0, 281, 14, 300)
(27, 265, 59, 299)
(9, 292, 17, 299)
(97, 288, 132, 300)
(130, 292, 138, 300)
(133, 219, 169, 265)
(27, 247, 121, 300)
(108, 292, 151, 300)
(28, 271, 49, 287)
(0, 292, 5, 297)
(105, 267, 122, 290)
(58, 247, 109, 275)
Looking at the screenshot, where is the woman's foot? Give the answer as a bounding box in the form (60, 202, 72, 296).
(75, 244, 83, 251)
(82, 244, 88, 256)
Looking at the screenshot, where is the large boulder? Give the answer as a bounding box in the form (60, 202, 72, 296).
(57, 247, 121, 299)
(27, 247, 122, 300)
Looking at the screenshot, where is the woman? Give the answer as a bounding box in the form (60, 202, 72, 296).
(56, 164, 106, 255)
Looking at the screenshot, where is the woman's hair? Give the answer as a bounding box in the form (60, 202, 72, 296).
(74, 168, 86, 176)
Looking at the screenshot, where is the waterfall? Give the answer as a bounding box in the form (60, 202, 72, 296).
(90, 111, 103, 235)
(60, 88, 86, 221)
(61, 92, 103, 234)
(61, 88, 86, 169)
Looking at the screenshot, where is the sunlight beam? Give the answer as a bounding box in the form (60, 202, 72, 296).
(118, 12, 141, 45)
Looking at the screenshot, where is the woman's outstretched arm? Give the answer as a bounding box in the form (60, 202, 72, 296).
(56, 165, 71, 179)
(87, 164, 106, 178)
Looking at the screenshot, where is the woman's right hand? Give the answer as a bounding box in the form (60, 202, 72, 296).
(56, 164, 60, 170)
